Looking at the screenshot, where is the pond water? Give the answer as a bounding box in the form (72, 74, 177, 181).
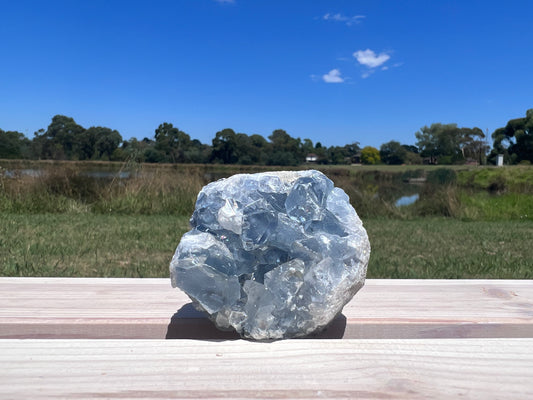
(1, 168, 132, 179)
(395, 193, 420, 207)
(2, 166, 423, 208)
(2, 169, 44, 178)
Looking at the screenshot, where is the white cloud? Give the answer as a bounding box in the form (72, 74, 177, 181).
(323, 69, 344, 83)
(353, 49, 390, 68)
(323, 13, 365, 26)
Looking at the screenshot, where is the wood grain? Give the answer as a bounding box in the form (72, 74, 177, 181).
(1, 278, 532, 339)
(1, 338, 532, 399)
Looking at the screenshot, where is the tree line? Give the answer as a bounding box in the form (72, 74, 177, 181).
(1, 110, 532, 165)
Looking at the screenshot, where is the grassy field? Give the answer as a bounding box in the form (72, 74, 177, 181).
(1, 161, 532, 279)
(1, 213, 532, 279)
(0, 213, 189, 277)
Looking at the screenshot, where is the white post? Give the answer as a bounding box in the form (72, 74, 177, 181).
(497, 154, 504, 167)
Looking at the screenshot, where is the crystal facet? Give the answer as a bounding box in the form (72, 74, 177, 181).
(170, 170, 370, 339)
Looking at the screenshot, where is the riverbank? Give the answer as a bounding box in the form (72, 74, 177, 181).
(1, 161, 531, 279)
(1, 161, 532, 220)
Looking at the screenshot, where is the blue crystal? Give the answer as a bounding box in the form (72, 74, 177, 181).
(170, 170, 370, 340)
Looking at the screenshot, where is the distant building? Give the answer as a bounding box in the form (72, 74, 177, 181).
(350, 152, 362, 164)
(306, 153, 318, 163)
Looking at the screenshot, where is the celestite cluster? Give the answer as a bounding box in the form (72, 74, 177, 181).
(170, 170, 370, 339)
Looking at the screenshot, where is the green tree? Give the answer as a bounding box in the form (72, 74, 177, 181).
(95, 128, 122, 160)
(154, 123, 191, 163)
(361, 146, 380, 165)
(415, 124, 454, 164)
(139, 138, 164, 163)
(400, 144, 422, 164)
(323, 146, 349, 164)
(249, 134, 269, 165)
(79, 127, 122, 160)
(121, 138, 151, 163)
(184, 139, 211, 164)
(0, 130, 31, 159)
(312, 142, 327, 162)
(212, 128, 238, 164)
(343, 142, 361, 163)
(302, 138, 314, 154)
(380, 140, 407, 165)
(415, 123, 484, 164)
(37, 115, 86, 160)
(491, 109, 533, 164)
(233, 133, 254, 164)
(267, 129, 304, 166)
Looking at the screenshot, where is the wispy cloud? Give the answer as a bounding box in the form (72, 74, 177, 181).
(323, 13, 365, 26)
(353, 49, 390, 68)
(214, 0, 235, 4)
(322, 69, 344, 83)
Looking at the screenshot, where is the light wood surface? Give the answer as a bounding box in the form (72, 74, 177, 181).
(1, 278, 532, 339)
(1, 338, 532, 399)
(1, 278, 533, 399)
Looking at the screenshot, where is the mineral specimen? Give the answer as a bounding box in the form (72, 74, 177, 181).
(170, 170, 370, 340)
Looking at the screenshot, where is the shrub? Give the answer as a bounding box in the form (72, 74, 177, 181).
(426, 168, 457, 185)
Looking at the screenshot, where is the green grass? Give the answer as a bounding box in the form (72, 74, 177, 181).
(459, 191, 533, 221)
(366, 218, 533, 279)
(1, 162, 532, 279)
(457, 165, 533, 193)
(0, 213, 190, 277)
(2, 213, 532, 279)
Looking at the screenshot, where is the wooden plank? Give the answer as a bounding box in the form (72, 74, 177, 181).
(1, 338, 532, 399)
(1, 278, 532, 339)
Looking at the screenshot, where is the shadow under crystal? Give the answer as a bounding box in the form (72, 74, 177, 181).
(165, 302, 347, 340)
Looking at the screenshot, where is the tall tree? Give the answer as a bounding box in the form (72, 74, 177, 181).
(94, 128, 122, 160)
(79, 127, 122, 160)
(344, 142, 361, 159)
(302, 138, 314, 152)
(415, 123, 484, 164)
(491, 109, 533, 164)
(0, 130, 31, 159)
(212, 128, 238, 164)
(267, 129, 304, 166)
(154, 123, 191, 163)
(249, 134, 269, 165)
(380, 140, 407, 165)
(36, 115, 86, 160)
(323, 146, 348, 164)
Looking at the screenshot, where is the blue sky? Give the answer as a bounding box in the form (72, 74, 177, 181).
(1, 0, 532, 148)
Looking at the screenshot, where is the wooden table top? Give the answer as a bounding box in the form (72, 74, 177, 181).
(1, 278, 532, 399)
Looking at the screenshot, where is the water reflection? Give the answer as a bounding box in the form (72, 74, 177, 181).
(2, 168, 44, 178)
(2, 168, 132, 179)
(395, 193, 420, 207)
